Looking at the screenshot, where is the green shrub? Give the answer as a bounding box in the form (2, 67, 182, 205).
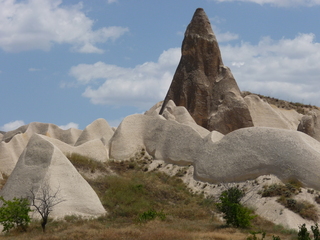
(0, 196, 32, 232)
(138, 209, 166, 223)
(298, 223, 310, 240)
(246, 231, 266, 240)
(312, 223, 320, 240)
(217, 187, 255, 228)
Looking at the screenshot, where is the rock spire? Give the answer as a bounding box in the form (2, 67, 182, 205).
(159, 8, 253, 134)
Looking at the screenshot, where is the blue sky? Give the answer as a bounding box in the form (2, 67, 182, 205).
(1, 0, 320, 131)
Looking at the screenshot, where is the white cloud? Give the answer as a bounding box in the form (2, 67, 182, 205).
(69, 48, 181, 108)
(70, 33, 320, 109)
(0, 120, 25, 131)
(211, 20, 239, 42)
(107, 0, 118, 3)
(215, 30, 239, 42)
(220, 33, 320, 105)
(0, 0, 128, 53)
(59, 122, 79, 130)
(214, 0, 320, 7)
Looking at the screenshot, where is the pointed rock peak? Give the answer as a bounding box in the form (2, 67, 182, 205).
(185, 8, 216, 41)
(160, 8, 253, 134)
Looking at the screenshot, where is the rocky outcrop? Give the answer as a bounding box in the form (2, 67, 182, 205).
(244, 94, 301, 130)
(298, 109, 320, 142)
(1, 122, 82, 145)
(159, 8, 253, 134)
(146, 100, 211, 138)
(0, 121, 110, 178)
(194, 127, 320, 190)
(0, 134, 106, 218)
(109, 114, 205, 164)
(74, 118, 114, 146)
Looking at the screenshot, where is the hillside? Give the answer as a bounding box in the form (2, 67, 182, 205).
(2, 7, 320, 239)
(0, 158, 300, 240)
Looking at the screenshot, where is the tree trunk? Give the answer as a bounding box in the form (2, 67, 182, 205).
(41, 217, 47, 233)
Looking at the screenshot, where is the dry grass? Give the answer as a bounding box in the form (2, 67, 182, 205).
(0, 159, 299, 240)
(0, 219, 297, 240)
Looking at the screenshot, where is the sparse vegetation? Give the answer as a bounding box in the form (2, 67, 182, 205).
(0, 160, 305, 239)
(138, 209, 166, 223)
(260, 182, 318, 221)
(66, 153, 107, 173)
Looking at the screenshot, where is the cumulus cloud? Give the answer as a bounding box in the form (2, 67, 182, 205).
(0, 0, 128, 53)
(0, 120, 25, 131)
(69, 33, 320, 109)
(215, 30, 239, 42)
(69, 48, 181, 108)
(59, 122, 79, 130)
(220, 33, 320, 105)
(211, 19, 239, 42)
(214, 0, 320, 7)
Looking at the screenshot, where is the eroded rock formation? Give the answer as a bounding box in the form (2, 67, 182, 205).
(298, 109, 320, 141)
(160, 8, 253, 134)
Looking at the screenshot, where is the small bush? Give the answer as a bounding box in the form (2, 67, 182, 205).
(246, 231, 266, 240)
(217, 187, 255, 228)
(0, 196, 32, 232)
(138, 209, 166, 223)
(311, 223, 320, 240)
(298, 223, 310, 240)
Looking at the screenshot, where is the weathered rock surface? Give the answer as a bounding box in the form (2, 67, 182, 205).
(0, 134, 106, 218)
(41, 136, 109, 162)
(109, 114, 204, 164)
(194, 127, 320, 190)
(0, 122, 83, 177)
(298, 109, 320, 141)
(74, 118, 114, 146)
(1, 122, 82, 145)
(159, 8, 253, 134)
(0, 133, 28, 177)
(244, 94, 301, 130)
(146, 100, 211, 138)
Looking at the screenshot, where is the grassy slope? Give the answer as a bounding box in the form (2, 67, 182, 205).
(0, 157, 298, 240)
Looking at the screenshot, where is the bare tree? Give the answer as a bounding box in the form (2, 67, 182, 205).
(29, 182, 65, 232)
